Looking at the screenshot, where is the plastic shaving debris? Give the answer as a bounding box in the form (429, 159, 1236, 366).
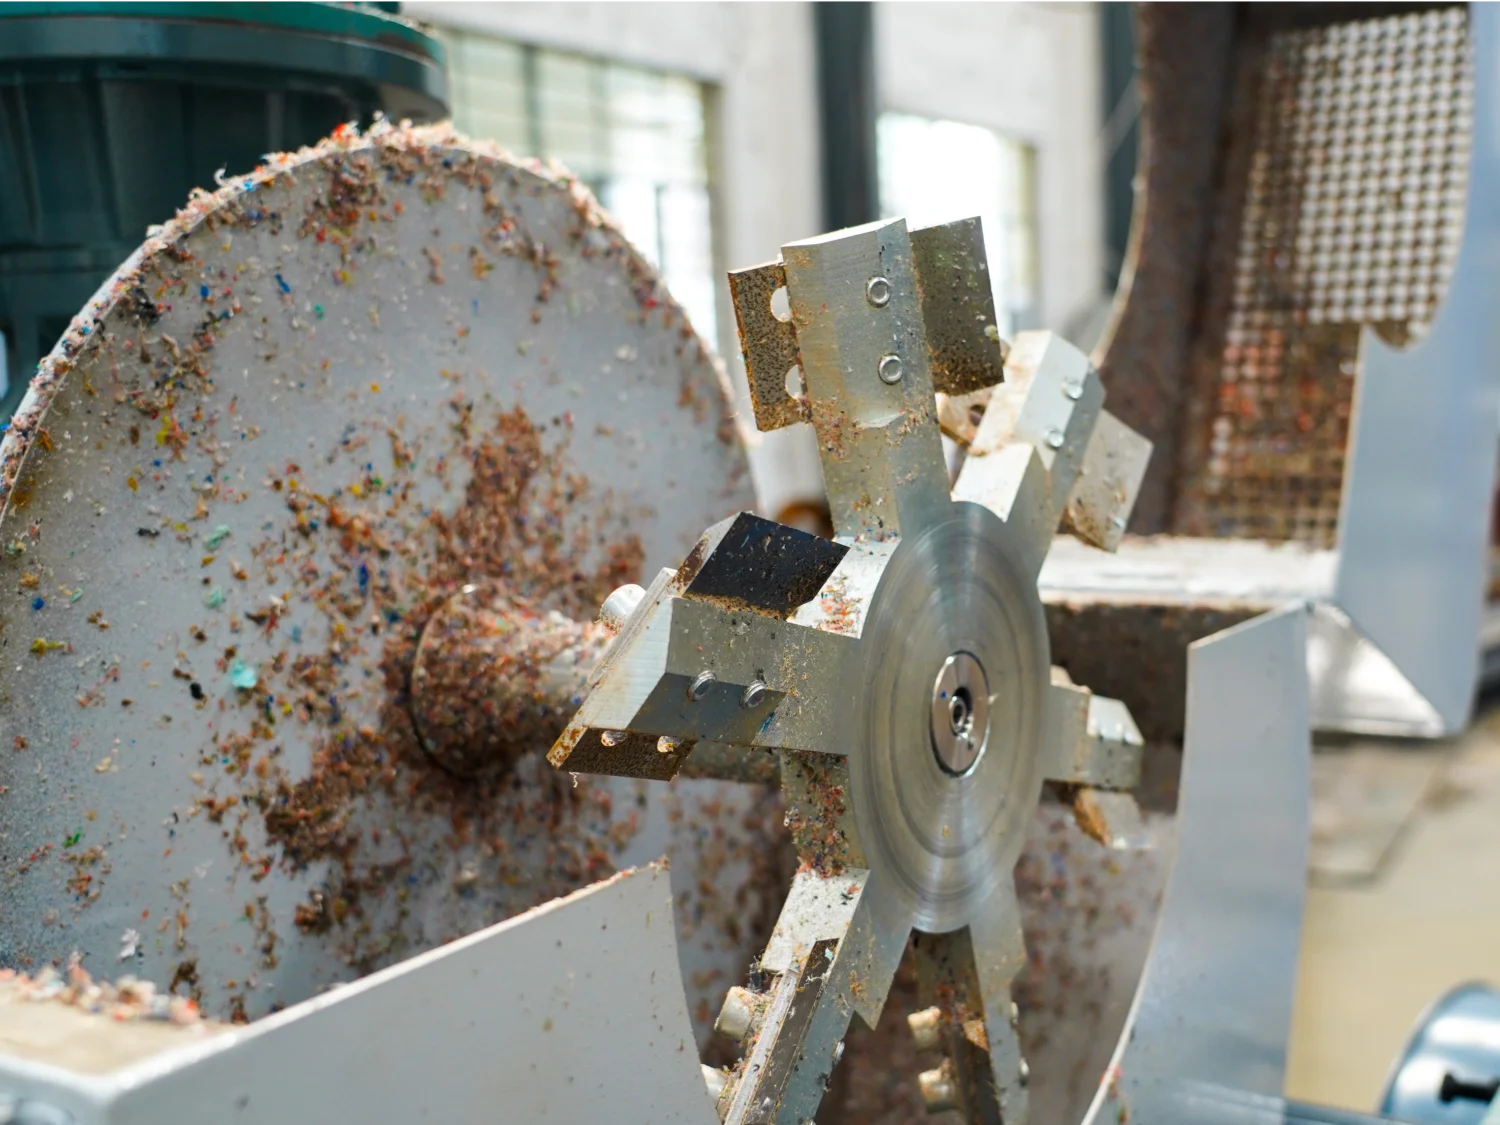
(229, 659, 258, 691)
(205, 525, 232, 550)
(203, 587, 225, 609)
(0, 955, 207, 1026)
(117, 929, 140, 961)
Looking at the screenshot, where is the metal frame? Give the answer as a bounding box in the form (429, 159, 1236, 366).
(1086, 605, 1311, 1125)
(1044, 3, 1500, 740)
(0, 864, 718, 1125)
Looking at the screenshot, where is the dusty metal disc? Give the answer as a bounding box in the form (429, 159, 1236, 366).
(0, 123, 771, 1026)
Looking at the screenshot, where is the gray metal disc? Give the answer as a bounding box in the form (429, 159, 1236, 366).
(850, 499, 1050, 934)
(0, 123, 770, 1026)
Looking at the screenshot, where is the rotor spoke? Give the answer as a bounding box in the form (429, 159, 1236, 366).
(952, 443, 1055, 579)
(547, 595, 855, 778)
(967, 888, 1033, 1124)
(718, 868, 909, 1125)
(781, 219, 951, 540)
(1044, 673, 1144, 790)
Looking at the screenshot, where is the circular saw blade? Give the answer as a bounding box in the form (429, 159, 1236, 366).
(0, 123, 772, 1024)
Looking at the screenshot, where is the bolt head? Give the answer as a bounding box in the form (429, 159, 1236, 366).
(866, 276, 892, 308)
(741, 678, 769, 709)
(877, 353, 904, 385)
(688, 670, 717, 701)
(599, 583, 647, 632)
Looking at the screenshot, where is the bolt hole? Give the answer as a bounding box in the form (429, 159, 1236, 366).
(949, 687, 973, 737)
(770, 286, 792, 323)
(785, 364, 804, 399)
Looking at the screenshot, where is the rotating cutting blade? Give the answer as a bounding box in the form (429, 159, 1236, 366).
(550, 216, 1155, 1123)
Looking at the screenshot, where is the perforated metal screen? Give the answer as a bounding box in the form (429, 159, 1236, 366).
(1177, 6, 1471, 545)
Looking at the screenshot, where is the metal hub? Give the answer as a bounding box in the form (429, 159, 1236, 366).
(931, 652, 990, 776)
(853, 503, 1048, 933)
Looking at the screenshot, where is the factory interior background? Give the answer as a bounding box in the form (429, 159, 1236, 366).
(2, 3, 1500, 1123)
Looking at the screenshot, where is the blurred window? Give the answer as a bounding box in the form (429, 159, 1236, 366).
(877, 112, 1039, 335)
(432, 28, 719, 345)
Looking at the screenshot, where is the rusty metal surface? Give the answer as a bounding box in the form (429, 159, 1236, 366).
(728, 261, 808, 433)
(1046, 601, 1259, 747)
(1092, 3, 1238, 535)
(1099, 4, 1470, 546)
(729, 218, 1008, 442)
(1175, 5, 1472, 546)
(909, 218, 1008, 396)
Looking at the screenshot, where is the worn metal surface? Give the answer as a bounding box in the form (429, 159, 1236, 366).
(1041, 535, 1327, 742)
(1062, 411, 1153, 553)
(728, 261, 807, 434)
(729, 217, 1008, 444)
(1335, 3, 1500, 734)
(908, 218, 1007, 396)
(0, 863, 719, 1125)
(556, 217, 1152, 1124)
(1047, 673, 1145, 793)
(0, 123, 775, 1033)
(1091, 3, 1238, 535)
(1086, 606, 1310, 1125)
(1175, 6, 1472, 546)
(1099, 5, 1474, 548)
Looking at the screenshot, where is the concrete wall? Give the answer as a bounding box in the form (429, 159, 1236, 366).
(877, 2, 1106, 337)
(404, 1, 1104, 518)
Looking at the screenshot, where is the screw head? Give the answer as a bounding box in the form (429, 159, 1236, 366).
(688, 670, 717, 701)
(600, 730, 623, 747)
(1045, 428, 1065, 449)
(656, 735, 680, 755)
(866, 276, 892, 307)
(741, 678, 769, 709)
(599, 582, 647, 632)
(878, 353, 904, 385)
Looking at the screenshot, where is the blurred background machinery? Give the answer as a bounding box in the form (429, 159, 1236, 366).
(0, 2, 449, 421)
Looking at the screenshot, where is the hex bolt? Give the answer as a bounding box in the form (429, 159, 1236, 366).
(599, 583, 647, 632)
(715, 985, 755, 1041)
(907, 1005, 943, 1052)
(741, 679, 769, 709)
(918, 1064, 958, 1112)
(688, 670, 717, 702)
(878, 353, 904, 385)
(866, 276, 892, 308)
(701, 1064, 730, 1101)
